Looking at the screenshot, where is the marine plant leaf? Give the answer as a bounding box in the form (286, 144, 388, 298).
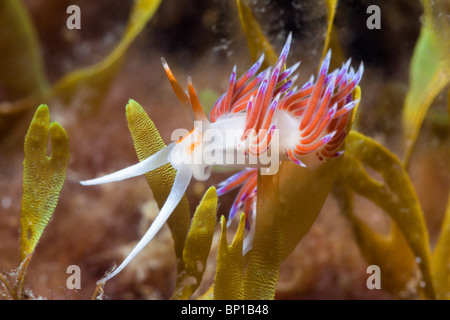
(0, 0, 50, 138)
(321, 0, 344, 69)
(448, 88, 450, 117)
(172, 187, 218, 300)
(235, 0, 278, 68)
(323, 0, 337, 51)
(20, 105, 70, 262)
(402, 0, 450, 166)
(432, 193, 450, 300)
(125, 99, 191, 284)
(0, 0, 49, 102)
(51, 0, 162, 109)
(336, 130, 435, 299)
(214, 214, 246, 300)
(334, 168, 420, 298)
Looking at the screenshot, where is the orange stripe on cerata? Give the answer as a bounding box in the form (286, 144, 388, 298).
(187, 77, 209, 123)
(161, 58, 191, 110)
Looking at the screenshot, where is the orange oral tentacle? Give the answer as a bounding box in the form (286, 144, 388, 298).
(161, 58, 191, 113)
(187, 77, 209, 124)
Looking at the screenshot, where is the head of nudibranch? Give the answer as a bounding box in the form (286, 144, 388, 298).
(80, 33, 363, 281)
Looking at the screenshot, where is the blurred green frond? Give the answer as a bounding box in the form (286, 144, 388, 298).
(1, 0, 162, 145)
(0, 0, 49, 102)
(51, 0, 162, 109)
(0, 0, 49, 138)
(402, 0, 450, 167)
(235, 0, 278, 68)
(335, 131, 435, 299)
(432, 193, 450, 300)
(322, 0, 344, 70)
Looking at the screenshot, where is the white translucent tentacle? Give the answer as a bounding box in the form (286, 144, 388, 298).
(101, 164, 193, 282)
(80, 143, 175, 186)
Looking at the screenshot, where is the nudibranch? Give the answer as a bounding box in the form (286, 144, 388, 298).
(80, 33, 363, 282)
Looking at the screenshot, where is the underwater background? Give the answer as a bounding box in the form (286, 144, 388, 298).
(0, 0, 449, 300)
